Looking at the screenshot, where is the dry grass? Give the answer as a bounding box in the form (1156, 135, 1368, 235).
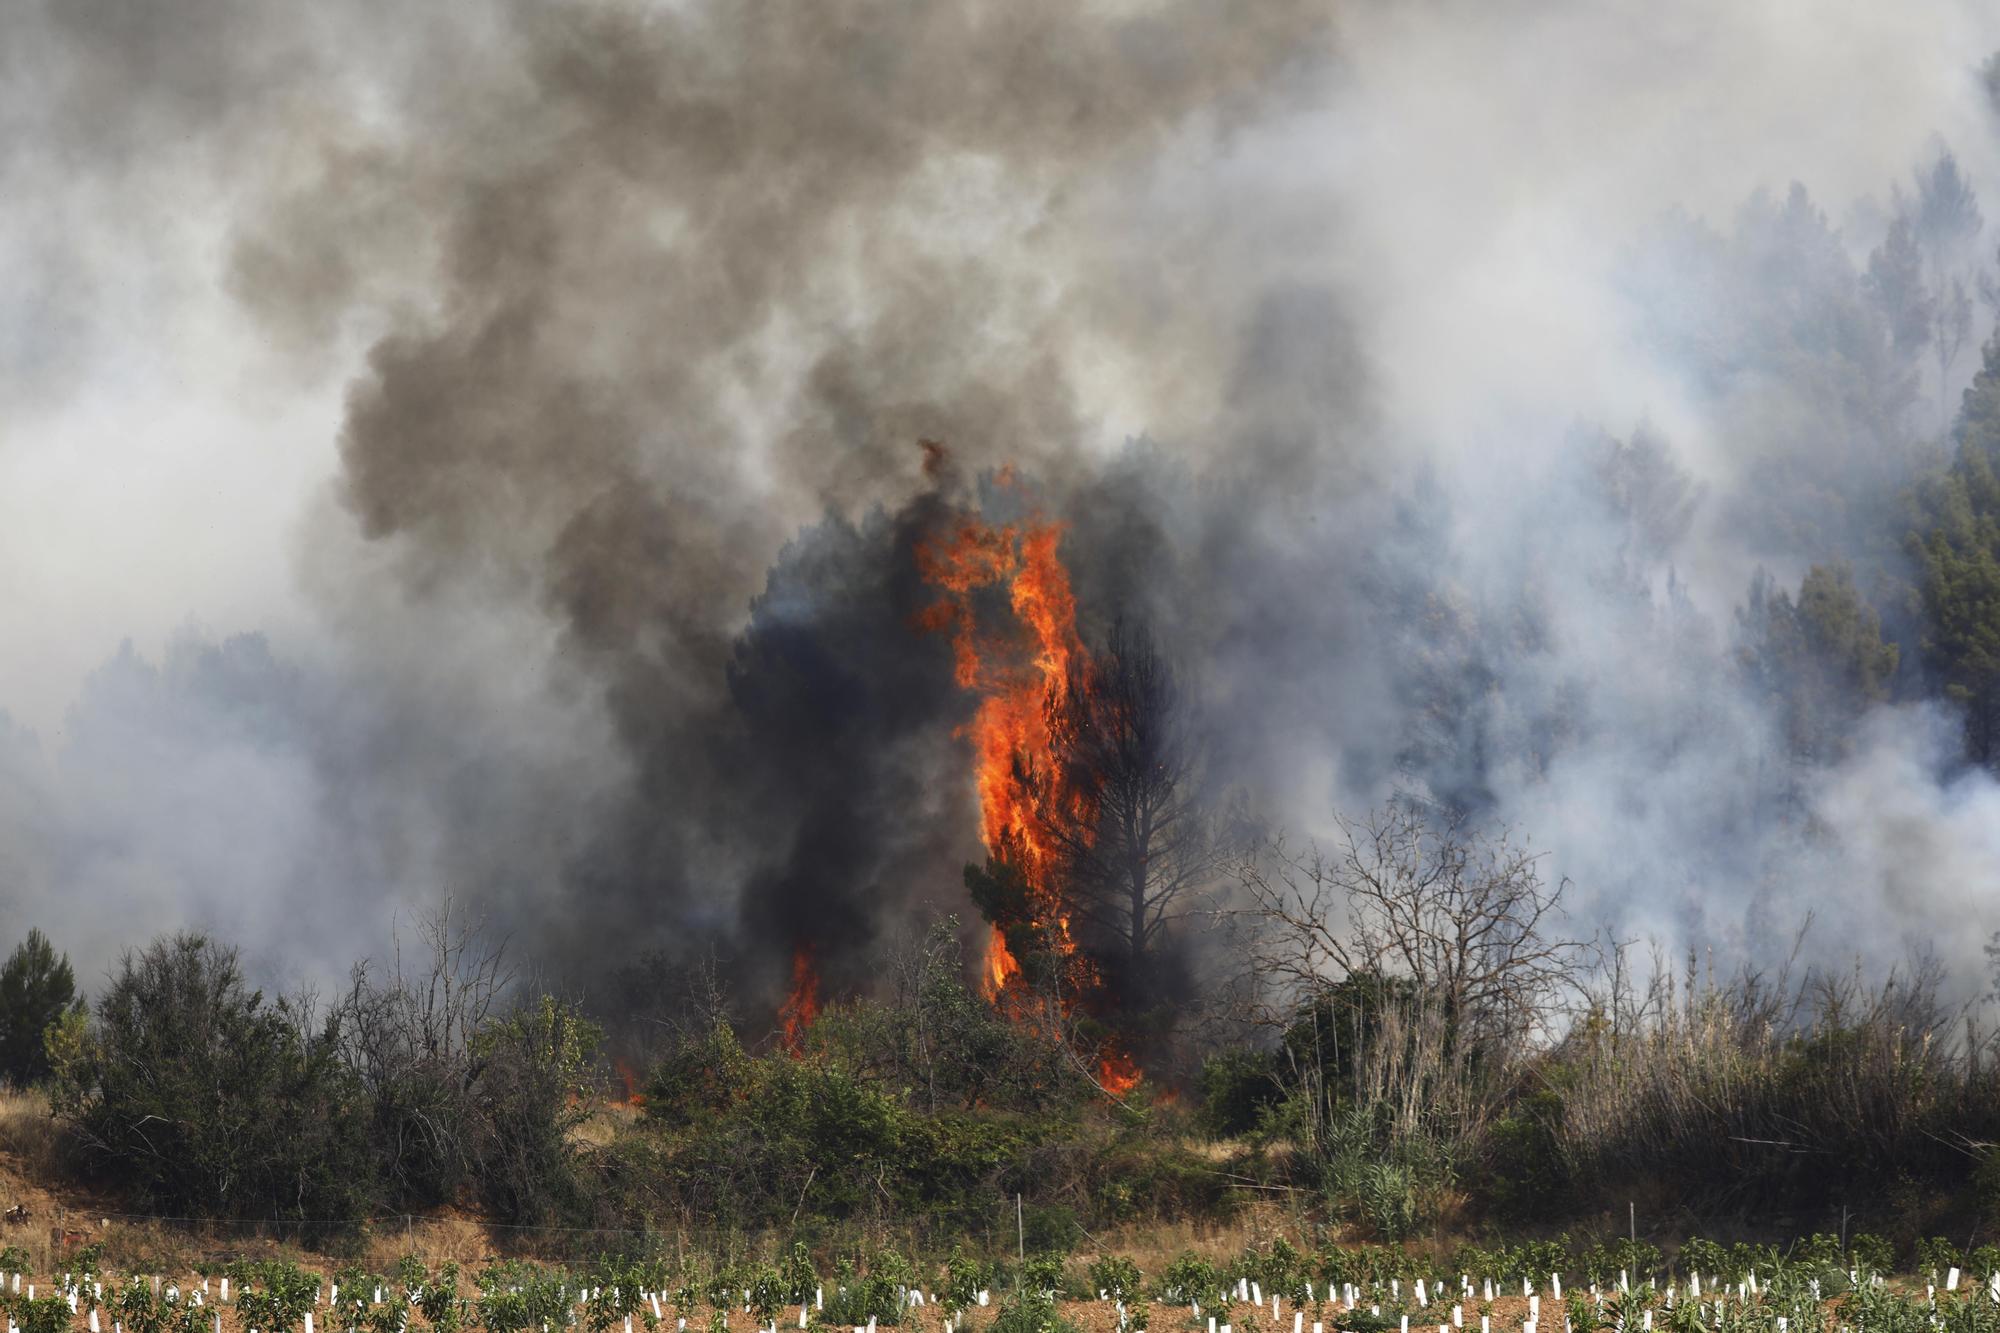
(0, 1085, 61, 1186)
(571, 1100, 644, 1149)
(1085, 1199, 1322, 1273)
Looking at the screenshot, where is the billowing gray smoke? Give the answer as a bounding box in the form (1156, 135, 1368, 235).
(3, 0, 2000, 1013)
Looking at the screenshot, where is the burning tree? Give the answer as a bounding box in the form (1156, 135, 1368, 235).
(916, 500, 1086, 1000)
(920, 489, 1220, 1089)
(1029, 617, 1225, 1006)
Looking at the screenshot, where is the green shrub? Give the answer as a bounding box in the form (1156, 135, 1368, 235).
(744, 1264, 786, 1326)
(1307, 1105, 1453, 1242)
(1917, 1238, 1964, 1279)
(700, 1264, 740, 1311)
(1848, 1235, 1895, 1277)
(418, 1263, 466, 1333)
(1334, 1312, 1399, 1333)
(1089, 1257, 1142, 1301)
(1512, 1238, 1573, 1283)
(1356, 1161, 1423, 1241)
(475, 1262, 573, 1333)
(11, 1295, 73, 1333)
(1450, 1246, 1506, 1285)
(990, 1280, 1076, 1333)
(1021, 1205, 1081, 1256)
(1677, 1238, 1725, 1280)
(0, 1246, 28, 1273)
(54, 933, 371, 1220)
(235, 1261, 321, 1333)
(1581, 1239, 1660, 1285)
(943, 1247, 997, 1314)
(1020, 1254, 1068, 1298)
(644, 1022, 753, 1131)
(1484, 1090, 1571, 1218)
(1195, 1052, 1283, 1139)
(1241, 1237, 1308, 1302)
(1724, 1242, 1779, 1282)
(821, 1256, 905, 1328)
(1155, 1255, 1222, 1306)
(780, 1244, 818, 1306)
(471, 995, 603, 1225)
(114, 1280, 172, 1333)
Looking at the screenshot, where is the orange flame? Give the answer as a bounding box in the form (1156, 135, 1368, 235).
(613, 1059, 646, 1106)
(916, 507, 1084, 998)
(916, 469, 1147, 1096)
(1097, 1044, 1141, 1097)
(779, 946, 820, 1055)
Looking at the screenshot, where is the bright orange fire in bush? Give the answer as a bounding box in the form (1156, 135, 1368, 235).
(1097, 1044, 1141, 1097)
(916, 485, 1141, 1096)
(778, 946, 820, 1055)
(916, 512, 1083, 996)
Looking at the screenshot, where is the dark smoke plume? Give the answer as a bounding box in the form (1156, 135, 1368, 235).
(4, 0, 2000, 1017)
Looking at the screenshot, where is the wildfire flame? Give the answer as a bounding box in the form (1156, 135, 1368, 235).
(916, 475, 1142, 1096)
(613, 1059, 646, 1106)
(1097, 1044, 1141, 1098)
(778, 945, 821, 1055)
(916, 511, 1083, 996)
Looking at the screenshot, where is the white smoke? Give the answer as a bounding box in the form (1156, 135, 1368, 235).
(1, 0, 1997, 998)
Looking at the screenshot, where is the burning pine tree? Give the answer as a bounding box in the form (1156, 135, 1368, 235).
(916, 485, 1222, 1094)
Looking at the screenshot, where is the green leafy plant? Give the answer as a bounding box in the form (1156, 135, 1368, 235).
(11, 1295, 72, 1333)
(1155, 1256, 1221, 1307)
(820, 1256, 904, 1329)
(1967, 1246, 2000, 1281)
(745, 1265, 785, 1328)
(943, 1246, 995, 1315)
(1331, 1312, 1399, 1333)
(989, 1282, 1075, 1333)
(1847, 1235, 1894, 1278)
(781, 1245, 819, 1307)
(1660, 1297, 1709, 1333)
(1918, 1239, 1964, 1281)
(1091, 1258, 1143, 1302)
(419, 1263, 465, 1333)
(236, 1262, 321, 1333)
(1676, 1239, 1724, 1283)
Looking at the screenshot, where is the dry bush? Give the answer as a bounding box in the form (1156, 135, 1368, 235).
(0, 1084, 62, 1185)
(1539, 950, 2000, 1211)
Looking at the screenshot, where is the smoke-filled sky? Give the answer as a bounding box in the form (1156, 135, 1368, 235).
(5, 0, 2000, 1006)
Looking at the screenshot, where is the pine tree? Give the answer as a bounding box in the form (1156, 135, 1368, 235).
(1738, 564, 1897, 767)
(0, 929, 78, 1086)
(1910, 331, 2000, 763)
